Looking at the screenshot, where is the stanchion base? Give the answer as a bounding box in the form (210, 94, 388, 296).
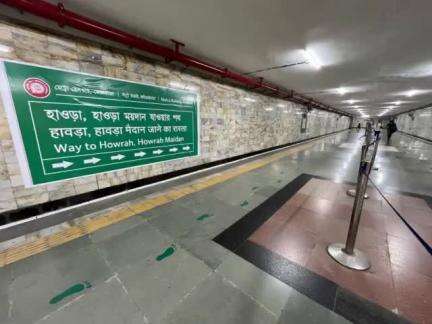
(327, 243, 370, 271)
(346, 189, 369, 199)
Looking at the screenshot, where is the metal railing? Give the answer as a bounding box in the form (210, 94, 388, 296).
(327, 128, 380, 270)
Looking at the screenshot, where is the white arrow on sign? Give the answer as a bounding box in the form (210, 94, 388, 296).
(153, 149, 163, 155)
(169, 147, 178, 152)
(52, 161, 73, 169)
(134, 151, 146, 157)
(83, 157, 101, 165)
(182, 146, 191, 151)
(111, 154, 125, 160)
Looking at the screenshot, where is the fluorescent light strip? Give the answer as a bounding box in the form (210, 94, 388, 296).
(337, 87, 347, 95)
(302, 49, 322, 70)
(406, 89, 420, 97)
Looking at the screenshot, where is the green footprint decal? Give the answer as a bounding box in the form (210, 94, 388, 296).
(156, 245, 175, 261)
(49, 281, 91, 304)
(196, 214, 212, 221)
(277, 180, 282, 183)
(251, 186, 259, 191)
(240, 200, 249, 207)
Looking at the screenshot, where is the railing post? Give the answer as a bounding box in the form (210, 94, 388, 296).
(344, 159, 369, 255)
(346, 144, 369, 199)
(368, 134, 380, 173)
(327, 137, 380, 271)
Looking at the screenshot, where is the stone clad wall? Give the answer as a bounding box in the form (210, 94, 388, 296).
(397, 107, 432, 141)
(0, 20, 350, 213)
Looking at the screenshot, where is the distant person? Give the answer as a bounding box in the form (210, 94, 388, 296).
(387, 119, 398, 145)
(357, 123, 361, 131)
(374, 120, 382, 139)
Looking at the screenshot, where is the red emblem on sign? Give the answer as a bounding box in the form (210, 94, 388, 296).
(23, 78, 50, 98)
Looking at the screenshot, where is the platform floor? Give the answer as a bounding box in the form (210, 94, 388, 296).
(248, 178, 431, 320)
(0, 130, 431, 324)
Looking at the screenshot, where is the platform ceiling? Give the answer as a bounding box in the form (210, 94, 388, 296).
(27, 1, 432, 116)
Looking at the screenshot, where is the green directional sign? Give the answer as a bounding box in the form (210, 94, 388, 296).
(0, 60, 199, 186)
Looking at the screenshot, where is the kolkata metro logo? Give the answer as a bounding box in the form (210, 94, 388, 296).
(23, 78, 51, 98)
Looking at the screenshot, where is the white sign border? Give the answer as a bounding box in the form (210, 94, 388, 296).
(0, 59, 201, 188)
(0, 61, 34, 187)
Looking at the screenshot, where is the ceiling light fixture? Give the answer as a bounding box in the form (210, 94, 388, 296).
(378, 109, 391, 117)
(244, 97, 256, 102)
(406, 89, 420, 97)
(277, 103, 286, 108)
(337, 87, 347, 95)
(302, 49, 322, 70)
(394, 101, 401, 105)
(265, 107, 273, 111)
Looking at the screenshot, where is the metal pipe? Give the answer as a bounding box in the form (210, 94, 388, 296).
(367, 135, 380, 174)
(327, 140, 379, 270)
(346, 134, 372, 199)
(344, 137, 378, 254)
(344, 147, 369, 254)
(346, 143, 368, 198)
(365, 126, 374, 147)
(0, 0, 351, 116)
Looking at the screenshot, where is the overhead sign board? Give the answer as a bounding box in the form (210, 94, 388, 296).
(0, 60, 199, 186)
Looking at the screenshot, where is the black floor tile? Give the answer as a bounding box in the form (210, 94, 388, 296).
(237, 240, 338, 310)
(334, 288, 410, 324)
(213, 174, 312, 251)
(213, 173, 411, 324)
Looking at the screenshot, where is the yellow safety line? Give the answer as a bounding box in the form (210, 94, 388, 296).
(0, 139, 318, 267)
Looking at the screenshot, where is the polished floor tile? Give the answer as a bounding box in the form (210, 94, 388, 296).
(37, 277, 145, 324)
(8, 238, 112, 324)
(161, 273, 277, 324)
(1, 130, 431, 323)
(216, 253, 296, 317)
(392, 263, 432, 323)
(247, 177, 431, 321)
(278, 288, 350, 324)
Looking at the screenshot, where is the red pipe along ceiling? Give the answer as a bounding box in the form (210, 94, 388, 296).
(0, 0, 349, 116)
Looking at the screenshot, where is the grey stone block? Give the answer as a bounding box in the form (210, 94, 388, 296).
(37, 276, 145, 324)
(161, 273, 277, 324)
(118, 247, 211, 323)
(8, 237, 111, 324)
